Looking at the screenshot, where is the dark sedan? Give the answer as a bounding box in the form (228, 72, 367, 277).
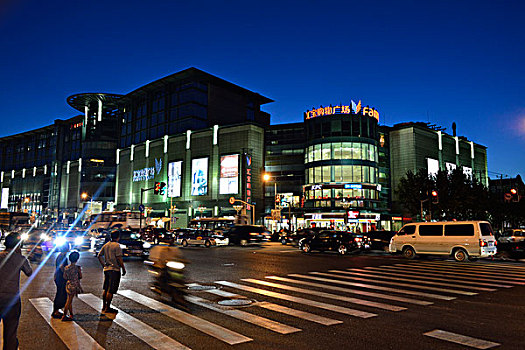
(299, 230, 365, 255)
(94, 230, 151, 258)
(223, 225, 271, 246)
(142, 227, 175, 245)
(365, 230, 396, 251)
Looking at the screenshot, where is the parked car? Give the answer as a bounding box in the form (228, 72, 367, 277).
(176, 229, 216, 247)
(366, 230, 397, 251)
(223, 225, 271, 246)
(142, 227, 175, 245)
(298, 230, 365, 255)
(389, 221, 497, 262)
(497, 229, 525, 260)
(281, 227, 324, 245)
(94, 229, 151, 258)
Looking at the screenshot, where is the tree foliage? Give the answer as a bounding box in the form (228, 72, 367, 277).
(397, 168, 491, 221)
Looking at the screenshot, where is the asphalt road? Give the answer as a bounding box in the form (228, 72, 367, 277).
(7, 243, 525, 349)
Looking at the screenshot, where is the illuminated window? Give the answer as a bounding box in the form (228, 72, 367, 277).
(313, 144, 321, 161)
(333, 142, 342, 159)
(322, 166, 331, 182)
(322, 143, 331, 160)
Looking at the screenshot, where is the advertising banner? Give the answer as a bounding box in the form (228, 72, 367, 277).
(219, 154, 239, 194)
(1, 188, 8, 209)
(168, 161, 182, 197)
(191, 158, 208, 196)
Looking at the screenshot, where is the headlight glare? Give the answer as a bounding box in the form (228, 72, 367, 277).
(143, 242, 152, 249)
(166, 261, 185, 270)
(74, 237, 84, 246)
(55, 236, 67, 246)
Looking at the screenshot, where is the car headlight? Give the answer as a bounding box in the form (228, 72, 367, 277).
(55, 236, 67, 246)
(20, 233, 29, 241)
(74, 237, 84, 246)
(166, 261, 185, 270)
(40, 233, 49, 241)
(119, 244, 126, 249)
(143, 242, 151, 249)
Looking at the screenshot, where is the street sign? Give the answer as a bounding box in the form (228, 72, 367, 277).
(229, 197, 236, 205)
(139, 204, 145, 212)
(271, 209, 281, 221)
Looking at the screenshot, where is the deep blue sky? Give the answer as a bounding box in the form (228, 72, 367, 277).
(1, 0, 523, 178)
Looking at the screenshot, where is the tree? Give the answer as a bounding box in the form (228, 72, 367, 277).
(397, 168, 491, 221)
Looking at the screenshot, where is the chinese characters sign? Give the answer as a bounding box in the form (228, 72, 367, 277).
(305, 100, 379, 121)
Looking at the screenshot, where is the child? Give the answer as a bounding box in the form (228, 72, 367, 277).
(62, 251, 83, 321)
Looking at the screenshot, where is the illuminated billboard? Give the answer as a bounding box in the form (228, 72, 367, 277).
(1, 188, 8, 209)
(191, 158, 208, 196)
(168, 161, 182, 197)
(219, 154, 239, 194)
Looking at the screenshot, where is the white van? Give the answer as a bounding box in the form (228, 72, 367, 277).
(389, 221, 497, 262)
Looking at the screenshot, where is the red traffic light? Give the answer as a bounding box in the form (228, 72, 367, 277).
(510, 188, 517, 195)
(431, 190, 438, 197)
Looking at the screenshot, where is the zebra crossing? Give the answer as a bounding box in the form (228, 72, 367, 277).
(25, 260, 523, 349)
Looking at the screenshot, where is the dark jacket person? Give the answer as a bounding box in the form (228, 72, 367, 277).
(0, 232, 33, 350)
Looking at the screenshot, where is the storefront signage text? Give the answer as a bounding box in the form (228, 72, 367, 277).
(305, 100, 379, 121)
(133, 158, 162, 182)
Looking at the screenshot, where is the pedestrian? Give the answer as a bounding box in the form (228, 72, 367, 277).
(51, 244, 69, 319)
(0, 232, 33, 350)
(62, 251, 83, 321)
(97, 230, 126, 313)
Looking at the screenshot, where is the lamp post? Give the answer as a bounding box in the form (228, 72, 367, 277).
(341, 199, 351, 230)
(263, 173, 279, 230)
(81, 192, 93, 222)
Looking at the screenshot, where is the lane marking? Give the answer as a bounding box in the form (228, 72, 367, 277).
(78, 293, 190, 350)
(349, 268, 496, 291)
(242, 278, 406, 312)
(118, 290, 252, 345)
(266, 275, 433, 306)
(394, 264, 525, 284)
(329, 270, 477, 296)
(368, 266, 513, 288)
(29, 297, 104, 350)
(202, 287, 343, 325)
(185, 295, 300, 334)
(215, 280, 377, 318)
(424, 329, 500, 349)
(279, 250, 300, 253)
(304, 272, 455, 300)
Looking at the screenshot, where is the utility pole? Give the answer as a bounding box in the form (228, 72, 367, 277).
(139, 186, 155, 232)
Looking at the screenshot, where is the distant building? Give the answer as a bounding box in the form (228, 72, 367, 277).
(388, 122, 488, 214)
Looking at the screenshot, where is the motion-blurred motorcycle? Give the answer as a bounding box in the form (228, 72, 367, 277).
(145, 245, 188, 309)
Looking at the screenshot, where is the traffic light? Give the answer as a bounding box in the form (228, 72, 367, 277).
(431, 190, 439, 204)
(510, 188, 519, 202)
(275, 194, 281, 205)
(154, 182, 166, 195)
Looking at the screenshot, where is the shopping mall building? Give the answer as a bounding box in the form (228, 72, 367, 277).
(0, 67, 488, 230)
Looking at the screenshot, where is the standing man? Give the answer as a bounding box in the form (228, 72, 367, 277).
(97, 230, 126, 313)
(0, 233, 33, 350)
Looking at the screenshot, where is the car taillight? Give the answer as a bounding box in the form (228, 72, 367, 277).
(479, 239, 487, 247)
(355, 237, 362, 242)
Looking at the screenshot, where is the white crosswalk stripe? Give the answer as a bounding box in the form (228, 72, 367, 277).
(78, 293, 191, 350)
(185, 295, 301, 334)
(366, 266, 514, 288)
(348, 268, 497, 291)
(414, 261, 525, 276)
(202, 286, 343, 325)
(328, 270, 477, 295)
(117, 290, 252, 345)
(241, 278, 406, 311)
(393, 264, 525, 284)
(297, 273, 455, 300)
(215, 280, 378, 318)
(424, 329, 500, 349)
(422, 260, 525, 272)
(29, 297, 104, 350)
(266, 275, 433, 306)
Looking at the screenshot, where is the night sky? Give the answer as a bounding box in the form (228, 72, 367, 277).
(1, 0, 523, 178)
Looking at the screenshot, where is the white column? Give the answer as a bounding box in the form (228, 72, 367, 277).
(98, 99, 103, 122)
(84, 106, 89, 125)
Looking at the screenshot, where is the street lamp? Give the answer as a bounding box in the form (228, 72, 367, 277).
(341, 199, 351, 229)
(263, 172, 279, 230)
